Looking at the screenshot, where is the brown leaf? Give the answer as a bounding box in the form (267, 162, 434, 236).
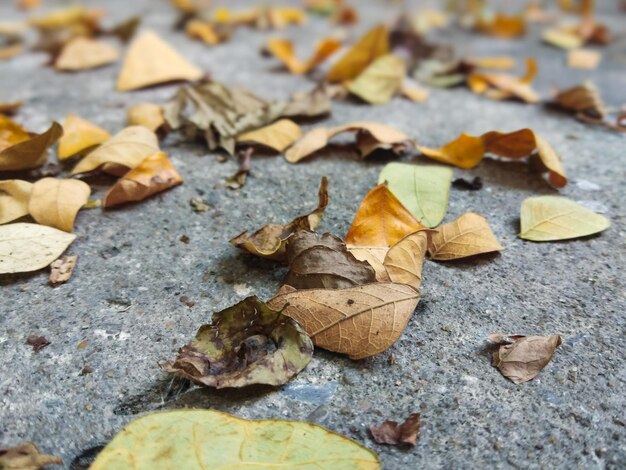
(127, 103, 166, 132)
(265, 37, 341, 75)
(54, 37, 119, 71)
(468, 58, 540, 103)
(49, 255, 77, 286)
(236, 119, 302, 152)
(26, 335, 50, 352)
(553, 82, 605, 119)
(370, 413, 421, 446)
(0, 121, 62, 171)
(383, 230, 428, 291)
(58, 114, 110, 159)
(0, 179, 32, 225)
(417, 133, 484, 169)
(284, 231, 376, 289)
(0, 100, 22, 115)
(488, 334, 562, 384)
(0, 442, 62, 469)
(268, 282, 419, 359)
(346, 245, 390, 282)
(28, 178, 91, 232)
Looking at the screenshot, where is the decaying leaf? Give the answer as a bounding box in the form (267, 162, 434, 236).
(117, 30, 203, 91)
(519, 195, 609, 241)
(58, 114, 110, 159)
(70, 126, 159, 176)
(162, 296, 313, 388)
(265, 37, 341, 74)
(90, 410, 380, 470)
(345, 184, 424, 248)
(28, 178, 91, 232)
(378, 163, 452, 228)
(103, 151, 182, 208)
(475, 13, 526, 38)
(0, 223, 76, 274)
(26, 335, 50, 352)
(127, 103, 166, 133)
(0, 121, 63, 171)
(0, 442, 62, 469)
(54, 37, 119, 71)
(468, 58, 540, 103)
(284, 231, 376, 289)
(348, 54, 406, 105)
(428, 212, 502, 261)
(567, 48, 601, 69)
(236, 119, 302, 152)
(383, 231, 429, 291)
(370, 413, 421, 446)
(488, 334, 562, 384)
(346, 245, 390, 282)
(0, 179, 32, 225)
(49, 255, 77, 286)
(230, 177, 328, 261)
(269, 282, 419, 359)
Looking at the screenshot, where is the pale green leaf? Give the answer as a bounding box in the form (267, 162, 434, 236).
(348, 54, 405, 105)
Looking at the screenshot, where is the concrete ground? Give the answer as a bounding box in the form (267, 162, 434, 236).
(1, 0, 625, 468)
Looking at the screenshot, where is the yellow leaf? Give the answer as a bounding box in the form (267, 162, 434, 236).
(0, 114, 30, 152)
(417, 133, 485, 169)
(348, 54, 406, 105)
(327, 24, 389, 82)
(127, 103, 165, 132)
(58, 113, 110, 159)
(542, 28, 583, 49)
(468, 58, 540, 103)
(236, 119, 302, 152)
(346, 245, 390, 282)
(0, 179, 32, 225)
(567, 48, 601, 69)
(383, 230, 429, 290)
(28, 178, 91, 232)
(400, 81, 429, 102)
(0, 121, 62, 171)
(428, 212, 502, 260)
(519, 195, 609, 241)
(54, 37, 119, 71)
(465, 56, 516, 69)
(116, 30, 203, 91)
(28, 5, 103, 30)
(265, 37, 341, 74)
(475, 14, 526, 38)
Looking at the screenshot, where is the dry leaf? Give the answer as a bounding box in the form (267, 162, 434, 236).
(185, 20, 231, 46)
(345, 184, 424, 248)
(58, 113, 110, 159)
(468, 58, 540, 103)
(348, 54, 406, 105)
(383, 231, 428, 291)
(265, 37, 341, 74)
(0, 121, 62, 171)
(162, 297, 313, 388)
(0, 100, 22, 115)
(28, 178, 91, 232)
(103, 151, 182, 208)
(49, 255, 77, 286)
(54, 37, 119, 71)
(428, 212, 502, 261)
(370, 413, 421, 446)
(225, 147, 252, 190)
(170, 0, 211, 14)
(127, 103, 165, 132)
(26, 335, 50, 352)
(488, 334, 562, 384)
(567, 48, 601, 69)
(284, 231, 376, 289)
(0, 179, 32, 225)
(542, 28, 583, 49)
(465, 56, 516, 69)
(417, 133, 485, 169)
(346, 245, 390, 282)
(269, 282, 419, 359)
(553, 82, 604, 119)
(70, 126, 159, 176)
(519, 195, 609, 241)
(400, 80, 429, 103)
(0, 442, 62, 469)
(230, 177, 328, 261)
(117, 30, 203, 91)
(236, 119, 302, 152)
(0, 115, 30, 152)
(0, 223, 76, 274)
(475, 14, 526, 38)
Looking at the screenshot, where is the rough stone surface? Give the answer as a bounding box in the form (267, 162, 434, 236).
(1, 1, 625, 469)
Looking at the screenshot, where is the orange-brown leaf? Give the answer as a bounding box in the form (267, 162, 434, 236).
(266, 37, 341, 75)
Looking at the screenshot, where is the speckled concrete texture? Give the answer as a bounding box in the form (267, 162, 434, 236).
(1, 0, 625, 468)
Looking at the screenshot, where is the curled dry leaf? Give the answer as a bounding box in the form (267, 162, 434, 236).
(230, 177, 328, 261)
(58, 113, 110, 159)
(90, 410, 380, 470)
(429, 212, 502, 261)
(345, 183, 424, 248)
(0, 442, 62, 469)
(236, 119, 302, 152)
(265, 37, 341, 74)
(269, 282, 419, 360)
(49, 255, 77, 286)
(553, 82, 605, 119)
(0, 223, 76, 274)
(117, 30, 203, 91)
(284, 231, 376, 289)
(370, 413, 421, 446)
(70, 126, 159, 176)
(0, 179, 32, 225)
(488, 334, 562, 384)
(346, 245, 390, 282)
(0, 121, 62, 171)
(54, 37, 119, 71)
(520, 195, 609, 241)
(468, 58, 540, 103)
(28, 178, 91, 232)
(103, 151, 182, 208)
(417, 133, 485, 169)
(383, 230, 428, 291)
(127, 103, 166, 132)
(162, 296, 313, 388)
(348, 54, 405, 105)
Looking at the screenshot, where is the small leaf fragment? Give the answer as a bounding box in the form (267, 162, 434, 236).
(327, 24, 389, 82)
(0, 442, 62, 469)
(236, 119, 302, 152)
(26, 335, 51, 352)
(0, 179, 32, 225)
(54, 37, 119, 71)
(58, 114, 110, 159)
(49, 255, 77, 286)
(28, 178, 90, 232)
(370, 413, 421, 446)
(0, 121, 63, 171)
(428, 212, 502, 260)
(383, 230, 428, 291)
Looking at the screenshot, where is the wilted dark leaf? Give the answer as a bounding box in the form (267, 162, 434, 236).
(26, 335, 51, 352)
(370, 413, 421, 446)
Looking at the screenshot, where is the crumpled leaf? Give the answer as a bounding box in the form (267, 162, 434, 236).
(370, 413, 421, 446)
(265, 37, 341, 74)
(49, 255, 77, 286)
(269, 282, 419, 360)
(520, 195, 609, 241)
(0, 180, 32, 225)
(0, 442, 62, 469)
(345, 183, 424, 248)
(117, 30, 203, 91)
(468, 58, 540, 103)
(54, 37, 119, 71)
(231, 177, 328, 261)
(236, 119, 302, 152)
(103, 151, 182, 208)
(475, 13, 526, 38)
(162, 296, 313, 388)
(28, 178, 91, 232)
(327, 24, 389, 82)
(90, 410, 380, 470)
(378, 163, 452, 227)
(428, 212, 502, 260)
(0, 223, 76, 274)
(127, 103, 166, 132)
(346, 245, 390, 282)
(348, 54, 405, 105)
(383, 230, 428, 291)
(488, 334, 562, 384)
(70, 126, 159, 176)
(284, 231, 376, 289)
(0, 121, 62, 171)
(58, 113, 110, 159)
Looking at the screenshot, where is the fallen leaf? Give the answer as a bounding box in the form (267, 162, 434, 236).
(465, 56, 516, 69)
(383, 231, 428, 291)
(488, 334, 562, 384)
(28, 178, 91, 232)
(117, 30, 203, 91)
(400, 80, 429, 103)
(378, 163, 452, 227)
(170, 0, 211, 14)
(236, 119, 302, 152)
(90, 410, 380, 469)
(542, 28, 584, 49)
(468, 58, 540, 103)
(0, 223, 76, 274)
(162, 296, 313, 388)
(0, 121, 62, 171)
(103, 151, 182, 208)
(389, 16, 449, 70)
(284, 231, 376, 289)
(268, 282, 419, 359)
(370, 413, 421, 446)
(58, 113, 110, 159)
(0, 442, 62, 469)
(345, 184, 424, 247)
(70, 126, 159, 176)
(567, 48, 601, 69)
(346, 245, 390, 282)
(428, 212, 502, 260)
(0, 179, 32, 225)
(190, 196, 209, 212)
(230, 177, 328, 261)
(452, 176, 483, 190)
(348, 54, 406, 105)
(185, 19, 231, 46)
(265, 37, 341, 74)
(126, 103, 166, 132)
(225, 147, 252, 190)
(49, 255, 77, 286)
(417, 133, 485, 169)
(0, 115, 29, 151)
(519, 195, 609, 241)
(475, 13, 526, 38)
(54, 37, 119, 71)
(26, 335, 50, 352)
(281, 86, 332, 118)
(553, 82, 604, 119)
(327, 24, 389, 82)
